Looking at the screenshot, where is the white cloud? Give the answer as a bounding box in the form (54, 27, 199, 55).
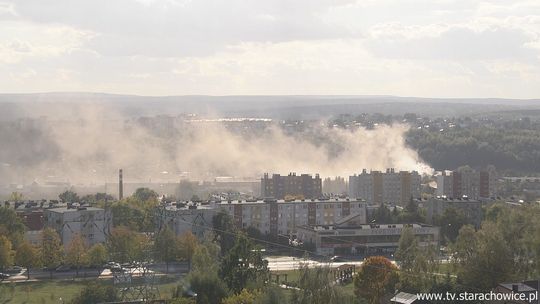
(0, 0, 538, 98)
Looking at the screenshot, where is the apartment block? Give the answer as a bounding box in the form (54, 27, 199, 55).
(435, 169, 496, 199)
(218, 198, 367, 236)
(261, 173, 322, 199)
(44, 206, 112, 247)
(349, 169, 421, 205)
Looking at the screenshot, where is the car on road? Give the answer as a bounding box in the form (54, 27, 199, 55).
(330, 256, 346, 262)
(0, 273, 10, 281)
(4, 266, 23, 274)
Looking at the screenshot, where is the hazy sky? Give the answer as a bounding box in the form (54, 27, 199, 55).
(1, 0, 539, 98)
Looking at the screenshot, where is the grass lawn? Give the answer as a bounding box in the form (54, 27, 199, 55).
(0, 276, 185, 304)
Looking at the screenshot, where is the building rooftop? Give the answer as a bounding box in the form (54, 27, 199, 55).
(216, 198, 365, 205)
(391, 292, 418, 304)
(46, 206, 104, 213)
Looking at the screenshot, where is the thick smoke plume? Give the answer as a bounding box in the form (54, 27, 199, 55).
(0, 105, 431, 186)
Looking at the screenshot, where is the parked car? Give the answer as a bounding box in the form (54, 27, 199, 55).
(4, 266, 23, 274)
(110, 264, 122, 272)
(330, 255, 346, 262)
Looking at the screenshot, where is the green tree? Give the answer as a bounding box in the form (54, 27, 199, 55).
(291, 264, 350, 304)
(435, 207, 468, 244)
(65, 233, 88, 276)
(255, 285, 289, 304)
(15, 241, 39, 279)
(398, 197, 424, 223)
(212, 211, 236, 255)
(453, 223, 514, 290)
(354, 256, 398, 304)
(0, 207, 26, 246)
(59, 190, 80, 202)
(169, 298, 197, 304)
(107, 226, 148, 263)
(222, 289, 260, 304)
(87, 243, 108, 268)
(396, 228, 439, 293)
(178, 231, 199, 270)
(154, 227, 180, 272)
(189, 271, 229, 304)
(191, 233, 220, 274)
(9, 192, 23, 202)
(220, 234, 269, 293)
(0, 236, 14, 271)
(133, 187, 158, 202)
(109, 200, 145, 230)
(69, 281, 117, 304)
(81, 193, 114, 204)
(41, 228, 64, 278)
(395, 227, 417, 271)
(372, 203, 394, 223)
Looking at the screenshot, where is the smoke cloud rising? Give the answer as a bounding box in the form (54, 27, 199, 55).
(0, 104, 431, 186)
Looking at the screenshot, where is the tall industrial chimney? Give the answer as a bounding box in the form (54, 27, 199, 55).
(119, 169, 123, 200)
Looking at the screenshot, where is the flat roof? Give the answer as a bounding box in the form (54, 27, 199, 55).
(47, 207, 104, 213)
(217, 198, 366, 205)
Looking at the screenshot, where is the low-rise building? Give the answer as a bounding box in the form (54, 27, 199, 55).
(426, 196, 483, 228)
(44, 206, 112, 247)
(493, 280, 539, 304)
(155, 203, 215, 238)
(297, 222, 439, 256)
(17, 210, 44, 246)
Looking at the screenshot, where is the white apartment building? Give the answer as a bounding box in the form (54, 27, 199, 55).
(217, 198, 367, 236)
(44, 206, 112, 247)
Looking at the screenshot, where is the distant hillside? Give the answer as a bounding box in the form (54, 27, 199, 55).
(0, 92, 539, 120)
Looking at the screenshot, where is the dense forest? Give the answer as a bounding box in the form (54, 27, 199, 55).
(406, 125, 540, 174)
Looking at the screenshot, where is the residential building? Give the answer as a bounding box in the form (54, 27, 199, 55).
(426, 196, 483, 228)
(349, 169, 421, 206)
(493, 280, 539, 304)
(155, 202, 215, 238)
(44, 205, 112, 247)
(435, 168, 496, 199)
(218, 198, 367, 236)
(17, 210, 44, 246)
(297, 222, 439, 256)
(322, 176, 348, 195)
(261, 173, 322, 199)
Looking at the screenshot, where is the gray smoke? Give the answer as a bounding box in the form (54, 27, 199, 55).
(0, 104, 432, 186)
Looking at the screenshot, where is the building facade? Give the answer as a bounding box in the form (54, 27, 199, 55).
(426, 196, 483, 228)
(218, 198, 367, 236)
(261, 173, 322, 199)
(435, 169, 496, 199)
(155, 203, 215, 238)
(349, 169, 421, 205)
(297, 222, 439, 256)
(44, 206, 112, 247)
